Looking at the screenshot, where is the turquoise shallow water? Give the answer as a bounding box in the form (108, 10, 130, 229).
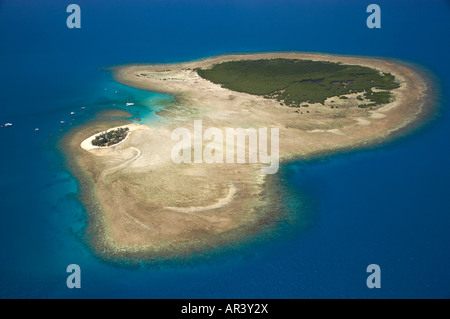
(0, 0, 449, 298)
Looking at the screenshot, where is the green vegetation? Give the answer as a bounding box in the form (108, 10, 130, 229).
(92, 127, 129, 147)
(196, 59, 400, 107)
(364, 90, 393, 104)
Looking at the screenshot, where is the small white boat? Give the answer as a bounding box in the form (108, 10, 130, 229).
(81, 106, 85, 110)
(60, 121, 65, 124)
(126, 102, 134, 106)
(4, 123, 12, 127)
(35, 128, 39, 131)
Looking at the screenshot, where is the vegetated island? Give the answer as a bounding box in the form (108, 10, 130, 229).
(91, 127, 130, 147)
(64, 52, 434, 263)
(195, 58, 399, 108)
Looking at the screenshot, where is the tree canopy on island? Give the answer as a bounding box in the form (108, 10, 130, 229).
(196, 59, 400, 107)
(91, 127, 129, 147)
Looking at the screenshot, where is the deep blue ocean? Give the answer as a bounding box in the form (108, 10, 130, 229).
(0, 0, 449, 298)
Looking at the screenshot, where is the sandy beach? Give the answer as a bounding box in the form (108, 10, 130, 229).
(80, 123, 146, 152)
(64, 52, 433, 261)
